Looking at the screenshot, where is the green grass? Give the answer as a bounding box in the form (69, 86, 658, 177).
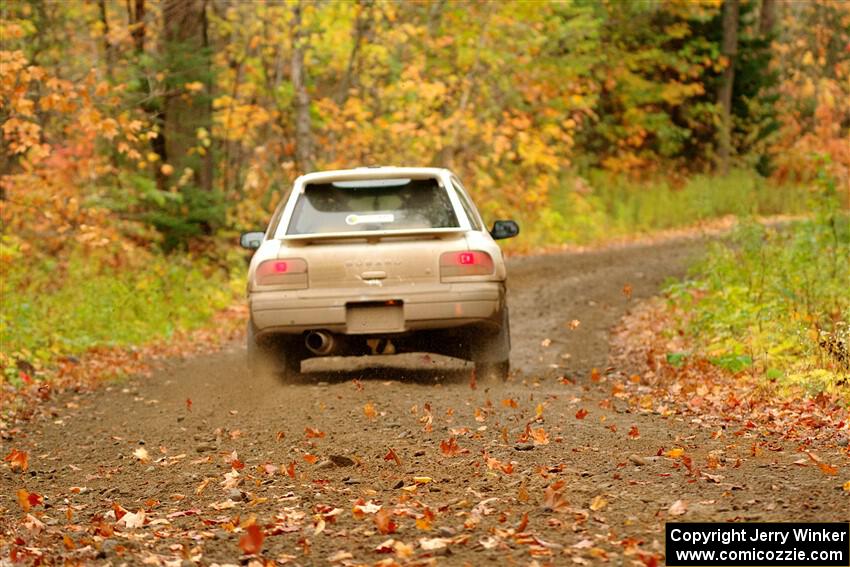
(665, 213, 849, 397)
(0, 240, 242, 387)
(515, 169, 810, 250)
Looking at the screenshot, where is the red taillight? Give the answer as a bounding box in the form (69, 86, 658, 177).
(440, 251, 495, 279)
(255, 258, 307, 287)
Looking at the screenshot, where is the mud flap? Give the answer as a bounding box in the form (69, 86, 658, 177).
(470, 308, 510, 363)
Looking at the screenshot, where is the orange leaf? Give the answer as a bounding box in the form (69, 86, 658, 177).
(186, 398, 192, 412)
(529, 426, 549, 445)
(384, 447, 401, 466)
(238, 523, 264, 555)
(286, 462, 296, 478)
(4, 449, 28, 472)
(440, 436, 461, 457)
(543, 480, 568, 511)
(517, 511, 529, 532)
(818, 462, 838, 476)
(622, 283, 633, 299)
(303, 454, 319, 465)
(374, 508, 397, 534)
(590, 368, 601, 382)
(364, 403, 377, 420)
(16, 488, 31, 512)
(666, 448, 685, 459)
(501, 398, 518, 408)
(304, 427, 325, 439)
(575, 408, 589, 420)
(628, 426, 640, 439)
(276, 431, 286, 442)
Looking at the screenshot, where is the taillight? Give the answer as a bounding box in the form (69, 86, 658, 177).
(440, 251, 495, 279)
(255, 258, 308, 288)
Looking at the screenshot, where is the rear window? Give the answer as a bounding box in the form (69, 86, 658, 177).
(286, 178, 459, 235)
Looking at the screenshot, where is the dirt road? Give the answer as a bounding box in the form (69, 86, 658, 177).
(3, 238, 847, 565)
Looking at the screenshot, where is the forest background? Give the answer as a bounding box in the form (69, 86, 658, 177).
(1, 0, 848, 392)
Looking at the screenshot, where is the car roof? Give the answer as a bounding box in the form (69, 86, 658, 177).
(297, 167, 450, 185)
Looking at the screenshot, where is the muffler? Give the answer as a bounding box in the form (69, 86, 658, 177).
(305, 331, 336, 355)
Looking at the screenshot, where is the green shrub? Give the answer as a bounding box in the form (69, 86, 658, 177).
(0, 242, 240, 386)
(666, 212, 849, 396)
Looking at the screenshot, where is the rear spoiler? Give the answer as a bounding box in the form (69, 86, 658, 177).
(282, 227, 465, 242)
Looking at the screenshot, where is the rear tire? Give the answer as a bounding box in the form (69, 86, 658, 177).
(470, 308, 511, 383)
(247, 323, 305, 383)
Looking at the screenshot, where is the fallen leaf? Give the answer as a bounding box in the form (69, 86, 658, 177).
(575, 408, 589, 420)
(622, 283, 633, 299)
(303, 454, 319, 465)
(384, 447, 402, 466)
(502, 398, 518, 408)
(818, 462, 838, 476)
(239, 523, 264, 555)
(305, 427, 325, 439)
(589, 495, 608, 511)
(4, 449, 29, 471)
(529, 426, 549, 445)
(668, 500, 687, 516)
(133, 447, 150, 463)
(374, 508, 397, 534)
(186, 398, 192, 411)
(541, 338, 552, 347)
(364, 402, 377, 420)
(569, 319, 581, 330)
(117, 509, 146, 529)
(628, 426, 640, 439)
(327, 550, 353, 562)
(666, 448, 685, 459)
(440, 436, 462, 457)
(843, 480, 850, 492)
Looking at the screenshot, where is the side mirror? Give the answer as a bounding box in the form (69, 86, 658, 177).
(240, 231, 265, 250)
(490, 220, 519, 240)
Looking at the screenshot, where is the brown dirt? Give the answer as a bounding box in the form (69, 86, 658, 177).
(2, 237, 848, 565)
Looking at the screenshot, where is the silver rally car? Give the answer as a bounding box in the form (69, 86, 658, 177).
(240, 166, 519, 381)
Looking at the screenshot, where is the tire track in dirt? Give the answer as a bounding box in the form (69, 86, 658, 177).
(3, 237, 847, 565)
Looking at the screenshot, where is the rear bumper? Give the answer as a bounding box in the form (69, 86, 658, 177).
(250, 282, 504, 337)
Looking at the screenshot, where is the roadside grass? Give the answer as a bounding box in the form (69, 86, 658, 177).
(514, 169, 810, 250)
(664, 212, 849, 398)
(0, 241, 244, 388)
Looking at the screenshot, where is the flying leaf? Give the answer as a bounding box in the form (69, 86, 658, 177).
(4, 449, 28, 472)
(239, 523, 264, 555)
(374, 508, 397, 534)
(440, 436, 461, 457)
(384, 447, 402, 466)
(305, 427, 325, 439)
(364, 403, 377, 420)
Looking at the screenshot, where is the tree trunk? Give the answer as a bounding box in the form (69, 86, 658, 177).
(162, 0, 213, 192)
(98, 0, 114, 81)
(717, 0, 739, 175)
(759, 0, 777, 36)
(335, 0, 373, 106)
(291, 0, 314, 173)
(127, 0, 146, 55)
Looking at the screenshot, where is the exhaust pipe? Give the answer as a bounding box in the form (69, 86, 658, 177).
(305, 331, 336, 355)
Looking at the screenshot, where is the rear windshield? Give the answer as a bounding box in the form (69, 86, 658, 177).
(286, 177, 459, 235)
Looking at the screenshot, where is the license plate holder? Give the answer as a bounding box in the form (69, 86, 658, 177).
(346, 302, 404, 334)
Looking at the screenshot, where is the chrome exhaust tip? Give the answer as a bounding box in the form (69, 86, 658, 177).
(305, 331, 335, 355)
